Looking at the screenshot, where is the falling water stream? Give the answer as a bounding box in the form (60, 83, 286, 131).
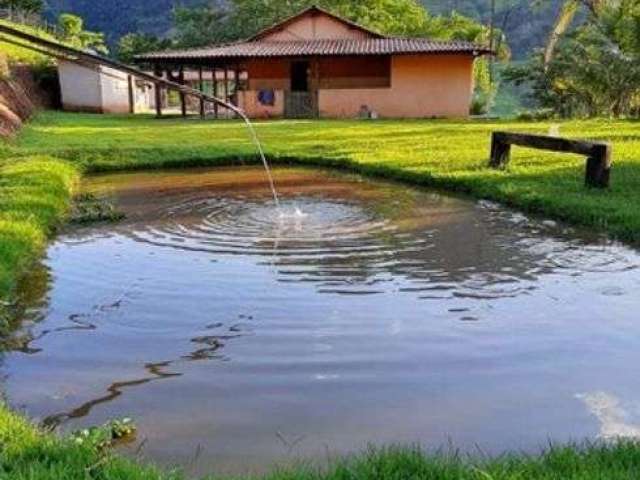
(239, 114, 280, 208)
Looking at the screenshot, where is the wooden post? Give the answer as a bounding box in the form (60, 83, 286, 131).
(223, 67, 229, 114)
(179, 66, 187, 117)
(153, 65, 163, 118)
(198, 66, 205, 119)
(489, 132, 511, 168)
(127, 75, 135, 114)
(585, 144, 612, 189)
(212, 67, 219, 119)
(313, 56, 320, 118)
(233, 63, 240, 118)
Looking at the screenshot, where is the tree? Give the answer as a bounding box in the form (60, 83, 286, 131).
(117, 33, 172, 63)
(0, 0, 43, 14)
(505, 0, 640, 117)
(57, 13, 108, 55)
(172, 0, 439, 45)
(543, 0, 610, 66)
(173, 3, 231, 48)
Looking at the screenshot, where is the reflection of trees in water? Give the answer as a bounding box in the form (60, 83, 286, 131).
(42, 324, 249, 430)
(0, 260, 51, 353)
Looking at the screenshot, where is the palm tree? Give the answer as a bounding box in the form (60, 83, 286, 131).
(543, 0, 608, 67)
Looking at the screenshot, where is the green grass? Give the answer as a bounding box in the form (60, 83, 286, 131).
(3, 111, 640, 478)
(0, 19, 58, 67)
(2, 404, 640, 480)
(4, 111, 640, 242)
(0, 157, 78, 301)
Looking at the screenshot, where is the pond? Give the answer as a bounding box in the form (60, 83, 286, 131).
(4, 166, 640, 476)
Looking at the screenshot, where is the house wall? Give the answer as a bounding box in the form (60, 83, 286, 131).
(239, 54, 475, 119)
(98, 66, 131, 114)
(260, 12, 371, 41)
(59, 61, 103, 113)
(59, 61, 131, 114)
(318, 54, 475, 118)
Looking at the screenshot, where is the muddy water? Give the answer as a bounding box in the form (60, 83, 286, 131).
(5, 166, 640, 476)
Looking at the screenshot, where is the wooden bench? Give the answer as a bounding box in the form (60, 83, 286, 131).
(489, 132, 612, 189)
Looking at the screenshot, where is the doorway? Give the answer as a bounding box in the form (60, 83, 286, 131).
(291, 61, 309, 92)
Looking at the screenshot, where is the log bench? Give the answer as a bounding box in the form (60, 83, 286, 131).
(489, 132, 612, 189)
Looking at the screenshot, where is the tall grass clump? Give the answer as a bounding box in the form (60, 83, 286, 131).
(0, 157, 78, 301)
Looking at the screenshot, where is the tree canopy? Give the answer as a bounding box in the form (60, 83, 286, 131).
(506, 0, 640, 117)
(58, 13, 108, 54)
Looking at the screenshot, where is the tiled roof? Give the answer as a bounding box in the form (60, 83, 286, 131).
(137, 38, 489, 61)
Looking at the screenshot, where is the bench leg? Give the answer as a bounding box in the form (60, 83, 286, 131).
(490, 135, 511, 169)
(585, 145, 612, 189)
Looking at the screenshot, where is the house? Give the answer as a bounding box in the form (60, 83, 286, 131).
(58, 60, 153, 114)
(136, 6, 490, 119)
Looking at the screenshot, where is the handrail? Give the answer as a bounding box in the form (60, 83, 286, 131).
(0, 23, 244, 116)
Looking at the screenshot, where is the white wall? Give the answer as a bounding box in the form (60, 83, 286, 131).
(59, 61, 102, 112)
(58, 61, 133, 114)
(99, 66, 131, 114)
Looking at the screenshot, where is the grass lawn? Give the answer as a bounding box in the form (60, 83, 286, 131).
(2, 111, 640, 478)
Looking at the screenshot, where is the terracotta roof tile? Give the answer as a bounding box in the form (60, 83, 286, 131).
(136, 38, 489, 62)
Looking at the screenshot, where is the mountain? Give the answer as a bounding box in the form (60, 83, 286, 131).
(43, 0, 564, 58)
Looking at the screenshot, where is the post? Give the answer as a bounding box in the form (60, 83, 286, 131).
(198, 66, 205, 119)
(127, 75, 135, 114)
(585, 144, 612, 189)
(153, 65, 163, 118)
(233, 63, 240, 118)
(223, 67, 229, 113)
(212, 67, 219, 119)
(179, 66, 187, 118)
(489, 132, 511, 168)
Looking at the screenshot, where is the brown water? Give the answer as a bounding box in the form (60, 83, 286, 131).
(5, 166, 640, 476)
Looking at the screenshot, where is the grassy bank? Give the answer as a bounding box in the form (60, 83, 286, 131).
(0, 157, 78, 300)
(3, 112, 640, 244)
(2, 404, 640, 480)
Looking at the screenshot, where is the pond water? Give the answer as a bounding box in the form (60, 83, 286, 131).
(4, 166, 640, 476)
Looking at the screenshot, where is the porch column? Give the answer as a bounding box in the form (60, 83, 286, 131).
(153, 65, 163, 118)
(233, 62, 241, 118)
(198, 66, 205, 119)
(313, 57, 320, 118)
(127, 75, 135, 114)
(179, 66, 187, 117)
(212, 66, 219, 119)
(223, 67, 229, 111)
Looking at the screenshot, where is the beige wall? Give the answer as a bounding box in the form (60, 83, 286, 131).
(260, 13, 370, 41)
(240, 89, 285, 118)
(240, 54, 475, 119)
(319, 54, 475, 118)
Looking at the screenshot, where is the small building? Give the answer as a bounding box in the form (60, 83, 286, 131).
(58, 60, 152, 114)
(137, 6, 489, 119)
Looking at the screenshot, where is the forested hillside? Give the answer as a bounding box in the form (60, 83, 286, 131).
(43, 0, 563, 58)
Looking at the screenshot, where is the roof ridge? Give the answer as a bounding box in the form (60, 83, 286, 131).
(246, 5, 387, 42)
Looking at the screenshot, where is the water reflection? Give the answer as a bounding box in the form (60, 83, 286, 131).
(577, 392, 640, 439)
(3, 166, 640, 476)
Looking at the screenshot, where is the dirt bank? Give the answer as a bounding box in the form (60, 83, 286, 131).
(0, 59, 55, 139)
